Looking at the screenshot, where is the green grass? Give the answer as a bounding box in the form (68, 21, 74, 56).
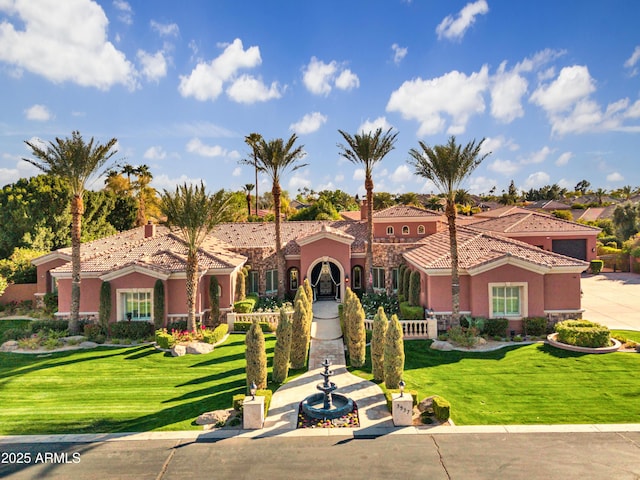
(352, 341, 640, 425)
(611, 329, 640, 343)
(0, 334, 276, 435)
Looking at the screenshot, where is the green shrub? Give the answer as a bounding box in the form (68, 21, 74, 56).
(154, 329, 175, 349)
(290, 289, 312, 370)
(483, 318, 508, 337)
(99, 281, 111, 330)
(1, 328, 30, 342)
(589, 260, 604, 274)
(272, 308, 293, 383)
(447, 325, 477, 348)
(523, 316, 547, 337)
(209, 276, 220, 327)
(30, 319, 68, 333)
(555, 320, 610, 348)
(402, 268, 411, 301)
(399, 301, 423, 320)
(397, 264, 406, 299)
(42, 292, 58, 314)
(256, 389, 272, 415)
(408, 270, 421, 306)
(234, 297, 257, 313)
(153, 280, 165, 329)
(109, 321, 154, 341)
(232, 394, 245, 412)
(84, 323, 107, 342)
(202, 324, 228, 344)
(233, 321, 276, 333)
(384, 389, 419, 411)
(167, 320, 188, 332)
(360, 292, 399, 318)
(245, 321, 267, 389)
(432, 395, 451, 421)
(384, 314, 405, 389)
(235, 271, 246, 302)
(371, 306, 388, 382)
(345, 288, 366, 368)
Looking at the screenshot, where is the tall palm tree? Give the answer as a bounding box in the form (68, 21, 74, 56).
(243, 183, 255, 218)
(337, 127, 398, 293)
(121, 163, 136, 190)
(243, 133, 262, 216)
(408, 136, 489, 326)
(23, 131, 118, 334)
(134, 164, 153, 227)
(251, 134, 306, 298)
(161, 182, 231, 331)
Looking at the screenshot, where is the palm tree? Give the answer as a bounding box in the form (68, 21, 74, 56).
(160, 182, 231, 331)
(243, 183, 255, 218)
(337, 127, 398, 293)
(23, 131, 118, 334)
(251, 134, 306, 298)
(243, 133, 263, 216)
(134, 164, 153, 226)
(408, 136, 489, 326)
(594, 187, 607, 206)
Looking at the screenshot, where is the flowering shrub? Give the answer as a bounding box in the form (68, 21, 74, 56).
(155, 324, 229, 349)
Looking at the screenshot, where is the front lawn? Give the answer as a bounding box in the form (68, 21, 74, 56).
(352, 341, 640, 425)
(0, 334, 275, 435)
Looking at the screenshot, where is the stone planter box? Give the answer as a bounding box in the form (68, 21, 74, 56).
(546, 333, 621, 354)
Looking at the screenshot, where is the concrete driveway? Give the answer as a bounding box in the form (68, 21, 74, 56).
(580, 272, 640, 330)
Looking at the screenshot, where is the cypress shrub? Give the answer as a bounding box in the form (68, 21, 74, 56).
(209, 276, 220, 327)
(408, 270, 421, 306)
(345, 287, 366, 368)
(397, 264, 406, 300)
(235, 271, 246, 302)
(304, 277, 313, 305)
(272, 308, 293, 383)
(384, 314, 405, 389)
(153, 279, 165, 329)
(371, 306, 388, 382)
(402, 268, 411, 301)
(99, 281, 111, 330)
(289, 293, 311, 369)
(245, 320, 267, 389)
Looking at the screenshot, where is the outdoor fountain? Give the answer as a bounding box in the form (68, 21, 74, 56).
(301, 358, 355, 420)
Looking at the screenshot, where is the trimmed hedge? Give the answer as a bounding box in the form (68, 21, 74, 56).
(155, 330, 175, 349)
(30, 319, 68, 333)
(109, 321, 154, 340)
(234, 296, 257, 313)
(203, 324, 228, 344)
(167, 320, 188, 332)
(84, 323, 107, 343)
(399, 301, 423, 320)
(523, 316, 547, 337)
(589, 259, 604, 274)
(234, 321, 276, 333)
(433, 395, 451, 421)
(483, 317, 509, 337)
(555, 320, 610, 348)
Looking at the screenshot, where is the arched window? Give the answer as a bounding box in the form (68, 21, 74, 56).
(386, 226, 394, 235)
(288, 267, 299, 291)
(402, 225, 410, 235)
(417, 225, 426, 235)
(352, 266, 363, 289)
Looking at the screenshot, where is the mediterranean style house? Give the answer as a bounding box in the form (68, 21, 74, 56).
(32, 202, 595, 332)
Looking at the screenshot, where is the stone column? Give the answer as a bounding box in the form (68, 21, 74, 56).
(243, 395, 264, 429)
(427, 318, 438, 339)
(392, 393, 413, 426)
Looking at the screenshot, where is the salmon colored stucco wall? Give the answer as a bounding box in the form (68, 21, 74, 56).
(373, 220, 439, 239)
(36, 258, 68, 293)
(167, 278, 188, 315)
(502, 234, 598, 262)
(55, 277, 102, 314)
(424, 273, 471, 312)
(544, 273, 582, 311)
(208, 273, 234, 309)
(109, 272, 160, 321)
(300, 238, 351, 286)
(0, 284, 37, 304)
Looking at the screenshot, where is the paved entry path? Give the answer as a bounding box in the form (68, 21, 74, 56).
(265, 301, 393, 431)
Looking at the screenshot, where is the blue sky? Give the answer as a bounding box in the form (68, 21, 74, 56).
(1, 0, 639, 198)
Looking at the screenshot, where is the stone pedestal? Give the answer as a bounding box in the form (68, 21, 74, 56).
(392, 393, 413, 426)
(243, 396, 264, 429)
(427, 318, 438, 339)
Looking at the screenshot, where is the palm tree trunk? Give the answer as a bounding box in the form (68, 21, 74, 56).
(246, 193, 251, 218)
(446, 200, 460, 326)
(365, 177, 374, 294)
(70, 194, 83, 334)
(254, 163, 259, 216)
(186, 251, 198, 331)
(273, 183, 285, 299)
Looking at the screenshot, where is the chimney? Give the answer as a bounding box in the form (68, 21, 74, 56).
(360, 199, 368, 221)
(144, 221, 156, 238)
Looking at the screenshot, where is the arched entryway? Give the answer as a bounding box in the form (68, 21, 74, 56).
(307, 258, 344, 301)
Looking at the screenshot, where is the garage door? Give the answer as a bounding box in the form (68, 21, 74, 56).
(552, 239, 587, 261)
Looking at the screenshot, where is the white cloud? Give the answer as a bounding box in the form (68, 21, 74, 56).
(232, 167, 241, 177)
(0, 157, 40, 186)
(143, 146, 167, 160)
(137, 50, 167, 82)
(436, 0, 489, 41)
(289, 112, 327, 135)
(522, 146, 552, 165)
(467, 175, 497, 194)
(391, 43, 408, 65)
(335, 69, 359, 91)
(24, 104, 53, 121)
(624, 45, 640, 76)
(555, 152, 572, 166)
(302, 57, 359, 95)
(334, 174, 344, 183)
(113, 0, 133, 25)
(228, 150, 241, 159)
(186, 138, 227, 157)
(178, 38, 262, 101)
(226, 74, 282, 104)
(606, 172, 623, 182)
(150, 20, 179, 37)
(626, 100, 640, 118)
(353, 168, 365, 181)
(487, 158, 520, 176)
(387, 66, 489, 135)
(0, 0, 137, 90)
(151, 173, 203, 191)
(390, 165, 412, 183)
(288, 172, 311, 190)
(530, 65, 595, 113)
(359, 116, 392, 134)
(522, 171, 550, 190)
(490, 61, 528, 123)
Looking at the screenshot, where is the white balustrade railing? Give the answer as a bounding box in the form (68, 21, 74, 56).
(364, 318, 437, 339)
(227, 310, 293, 332)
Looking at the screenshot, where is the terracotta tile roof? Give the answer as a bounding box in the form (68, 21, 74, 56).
(469, 212, 600, 234)
(571, 207, 606, 222)
(474, 205, 531, 218)
(373, 204, 442, 219)
(340, 210, 361, 221)
(404, 227, 588, 271)
(526, 200, 571, 210)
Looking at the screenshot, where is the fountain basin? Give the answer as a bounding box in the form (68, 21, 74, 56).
(301, 392, 354, 420)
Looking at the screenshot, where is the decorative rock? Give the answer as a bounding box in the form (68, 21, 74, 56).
(79, 341, 98, 349)
(171, 344, 187, 357)
(417, 396, 434, 413)
(196, 409, 232, 426)
(1, 340, 19, 352)
(186, 342, 214, 355)
(476, 337, 487, 346)
(63, 335, 86, 344)
(430, 340, 453, 351)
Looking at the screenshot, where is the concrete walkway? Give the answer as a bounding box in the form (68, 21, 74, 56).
(265, 300, 394, 431)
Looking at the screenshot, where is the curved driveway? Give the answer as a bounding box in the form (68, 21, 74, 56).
(580, 272, 640, 330)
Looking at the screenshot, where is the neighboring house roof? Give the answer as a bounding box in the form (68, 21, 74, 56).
(469, 212, 601, 236)
(571, 207, 606, 222)
(339, 210, 361, 222)
(526, 200, 571, 210)
(473, 205, 531, 218)
(404, 227, 588, 274)
(373, 204, 442, 220)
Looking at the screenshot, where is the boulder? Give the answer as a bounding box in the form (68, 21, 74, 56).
(186, 342, 215, 355)
(63, 335, 86, 344)
(196, 409, 232, 426)
(417, 396, 434, 413)
(476, 337, 487, 346)
(171, 344, 187, 357)
(430, 340, 453, 351)
(79, 341, 98, 349)
(1, 340, 19, 352)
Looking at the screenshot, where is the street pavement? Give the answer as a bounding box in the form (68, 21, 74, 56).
(580, 272, 640, 330)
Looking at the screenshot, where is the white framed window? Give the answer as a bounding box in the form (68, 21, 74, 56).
(386, 226, 394, 235)
(266, 269, 278, 294)
(248, 271, 259, 294)
(289, 267, 299, 291)
(118, 289, 153, 321)
(402, 225, 410, 235)
(352, 266, 362, 289)
(489, 282, 528, 318)
(372, 267, 385, 291)
(417, 225, 426, 235)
